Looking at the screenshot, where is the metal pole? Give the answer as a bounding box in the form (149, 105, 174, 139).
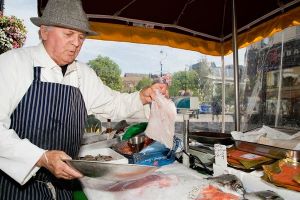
(182, 113, 190, 167)
(221, 45, 225, 133)
(160, 50, 167, 77)
(232, 0, 240, 131)
(160, 61, 163, 77)
(275, 32, 284, 127)
(183, 114, 189, 152)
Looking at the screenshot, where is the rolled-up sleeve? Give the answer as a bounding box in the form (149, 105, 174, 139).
(81, 66, 150, 120)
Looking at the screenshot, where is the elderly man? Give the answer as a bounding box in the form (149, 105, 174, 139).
(0, 0, 167, 199)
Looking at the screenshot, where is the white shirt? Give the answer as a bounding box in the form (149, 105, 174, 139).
(0, 43, 149, 185)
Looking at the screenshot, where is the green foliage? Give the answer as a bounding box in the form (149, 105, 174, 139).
(0, 12, 27, 54)
(88, 55, 123, 91)
(135, 77, 152, 91)
(191, 58, 212, 77)
(169, 70, 199, 96)
(169, 58, 214, 103)
(191, 58, 214, 102)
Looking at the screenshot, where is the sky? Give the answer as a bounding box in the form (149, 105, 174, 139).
(3, 0, 244, 75)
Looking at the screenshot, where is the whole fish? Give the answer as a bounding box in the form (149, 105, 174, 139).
(206, 174, 246, 195)
(243, 190, 284, 200)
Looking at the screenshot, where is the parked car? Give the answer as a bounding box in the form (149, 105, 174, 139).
(199, 102, 211, 114)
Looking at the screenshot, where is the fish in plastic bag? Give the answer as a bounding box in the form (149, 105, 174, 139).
(145, 90, 177, 149)
(80, 173, 179, 200)
(104, 174, 178, 192)
(196, 185, 241, 200)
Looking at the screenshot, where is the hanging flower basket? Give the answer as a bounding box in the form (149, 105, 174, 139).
(0, 11, 27, 54)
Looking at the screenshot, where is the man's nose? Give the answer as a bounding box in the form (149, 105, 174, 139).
(71, 36, 82, 47)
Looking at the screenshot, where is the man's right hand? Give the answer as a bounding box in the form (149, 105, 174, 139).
(36, 150, 83, 180)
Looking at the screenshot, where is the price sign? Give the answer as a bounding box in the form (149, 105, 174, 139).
(214, 144, 227, 167)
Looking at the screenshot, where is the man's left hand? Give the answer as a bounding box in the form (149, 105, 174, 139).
(139, 83, 168, 105)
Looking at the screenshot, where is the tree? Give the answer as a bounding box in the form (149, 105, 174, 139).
(135, 77, 152, 91)
(169, 70, 199, 97)
(88, 56, 123, 91)
(191, 58, 213, 102)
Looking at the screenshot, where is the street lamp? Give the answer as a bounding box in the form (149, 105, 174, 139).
(0, 0, 4, 13)
(160, 50, 167, 77)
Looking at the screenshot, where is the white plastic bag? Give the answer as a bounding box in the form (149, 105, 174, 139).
(80, 163, 211, 200)
(145, 90, 177, 149)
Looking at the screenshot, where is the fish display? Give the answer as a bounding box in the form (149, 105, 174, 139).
(197, 185, 240, 200)
(227, 148, 273, 170)
(206, 174, 246, 195)
(243, 190, 284, 200)
(103, 174, 178, 192)
(80, 173, 178, 192)
(80, 154, 113, 161)
(262, 158, 300, 191)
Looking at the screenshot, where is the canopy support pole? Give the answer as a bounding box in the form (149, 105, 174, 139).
(232, 0, 240, 131)
(221, 45, 225, 133)
(275, 32, 285, 127)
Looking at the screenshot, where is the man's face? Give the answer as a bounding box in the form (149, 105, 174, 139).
(40, 26, 86, 65)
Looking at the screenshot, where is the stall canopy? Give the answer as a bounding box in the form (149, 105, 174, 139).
(37, 0, 300, 131)
(37, 0, 300, 56)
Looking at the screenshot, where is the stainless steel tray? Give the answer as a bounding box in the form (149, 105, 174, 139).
(235, 140, 300, 161)
(81, 133, 121, 145)
(189, 131, 233, 145)
(65, 160, 157, 181)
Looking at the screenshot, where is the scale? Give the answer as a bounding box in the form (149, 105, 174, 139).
(182, 114, 233, 174)
(188, 146, 215, 173)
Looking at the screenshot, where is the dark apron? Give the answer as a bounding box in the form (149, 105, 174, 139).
(0, 67, 87, 200)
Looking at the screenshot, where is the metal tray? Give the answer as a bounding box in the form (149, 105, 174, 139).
(65, 160, 157, 181)
(235, 140, 300, 161)
(189, 131, 233, 145)
(81, 133, 121, 145)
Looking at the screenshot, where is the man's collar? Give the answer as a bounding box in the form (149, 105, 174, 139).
(32, 43, 77, 73)
(32, 43, 58, 69)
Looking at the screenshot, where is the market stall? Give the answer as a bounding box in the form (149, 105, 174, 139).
(76, 124, 300, 200)
(37, 0, 300, 132)
(34, 0, 300, 199)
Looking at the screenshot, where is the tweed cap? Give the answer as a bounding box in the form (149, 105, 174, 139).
(30, 0, 97, 36)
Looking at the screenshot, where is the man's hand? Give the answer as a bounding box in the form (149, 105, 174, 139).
(36, 150, 83, 180)
(139, 83, 168, 105)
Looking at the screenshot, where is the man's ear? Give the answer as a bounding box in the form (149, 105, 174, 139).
(40, 25, 49, 40)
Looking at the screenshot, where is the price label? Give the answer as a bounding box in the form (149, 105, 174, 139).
(214, 144, 227, 167)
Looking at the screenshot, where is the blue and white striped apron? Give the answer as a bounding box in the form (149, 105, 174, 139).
(0, 67, 87, 200)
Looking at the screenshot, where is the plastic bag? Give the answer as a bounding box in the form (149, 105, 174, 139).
(80, 173, 179, 200)
(80, 162, 216, 200)
(133, 138, 180, 166)
(145, 90, 177, 149)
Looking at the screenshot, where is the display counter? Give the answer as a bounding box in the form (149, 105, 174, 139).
(213, 164, 300, 200)
(80, 162, 211, 200)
